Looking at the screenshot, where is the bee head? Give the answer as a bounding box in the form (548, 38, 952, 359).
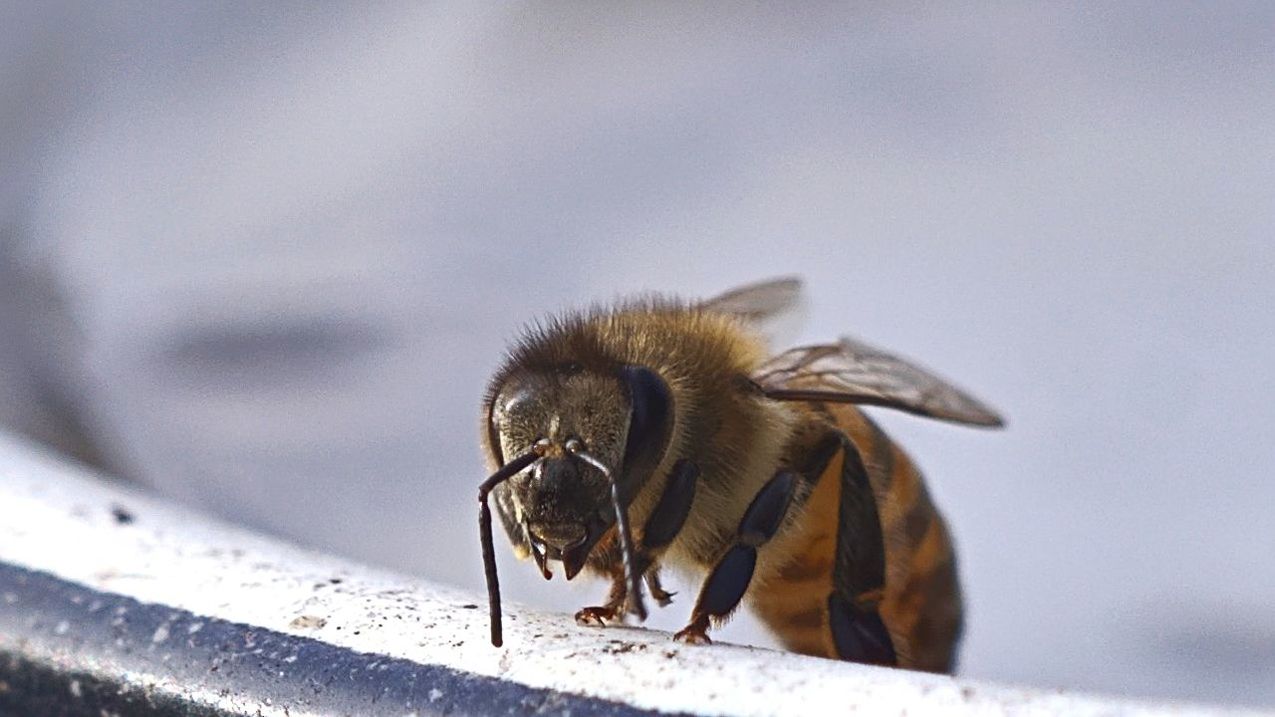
(484, 363, 672, 579)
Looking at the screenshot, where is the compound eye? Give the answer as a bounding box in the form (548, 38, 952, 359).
(619, 365, 672, 476)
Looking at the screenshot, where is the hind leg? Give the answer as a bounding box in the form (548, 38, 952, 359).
(746, 425, 898, 665)
(826, 432, 896, 665)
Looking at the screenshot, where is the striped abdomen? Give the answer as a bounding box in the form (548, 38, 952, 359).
(749, 404, 963, 672)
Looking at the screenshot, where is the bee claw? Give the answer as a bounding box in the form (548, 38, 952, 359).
(644, 570, 676, 608)
(672, 627, 712, 645)
(574, 606, 617, 626)
(673, 615, 712, 645)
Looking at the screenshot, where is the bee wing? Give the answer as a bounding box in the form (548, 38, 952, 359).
(700, 276, 804, 324)
(754, 336, 1005, 428)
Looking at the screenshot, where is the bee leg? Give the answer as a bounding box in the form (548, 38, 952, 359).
(645, 569, 675, 607)
(827, 432, 897, 666)
(674, 470, 798, 645)
(627, 458, 697, 614)
(574, 573, 629, 626)
(578, 459, 698, 625)
(642, 459, 699, 551)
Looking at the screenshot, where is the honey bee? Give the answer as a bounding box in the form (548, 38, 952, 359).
(478, 278, 1003, 672)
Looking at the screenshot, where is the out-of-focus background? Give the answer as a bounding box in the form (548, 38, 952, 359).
(2, 4, 1272, 707)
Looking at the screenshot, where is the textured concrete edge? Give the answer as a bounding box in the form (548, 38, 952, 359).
(0, 431, 1255, 717)
(0, 563, 658, 717)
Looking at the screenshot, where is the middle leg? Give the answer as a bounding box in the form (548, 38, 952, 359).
(674, 469, 799, 644)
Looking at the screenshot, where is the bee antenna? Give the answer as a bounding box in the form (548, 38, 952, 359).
(478, 445, 545, 648)
(569, 446, 648, 622)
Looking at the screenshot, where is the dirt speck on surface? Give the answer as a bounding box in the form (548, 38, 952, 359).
(289, 614, 327, 630)
(109, 504, 135, 525)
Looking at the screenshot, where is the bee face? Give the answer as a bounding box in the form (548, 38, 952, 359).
(489, 369, 632, 573)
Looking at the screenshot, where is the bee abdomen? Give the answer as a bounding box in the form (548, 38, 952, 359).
(749, 451, 841, 658)
(750, 406, 963, 672)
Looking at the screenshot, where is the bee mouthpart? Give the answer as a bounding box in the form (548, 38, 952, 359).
(527, 532, 553, 581)
(529, 518, 607, 581)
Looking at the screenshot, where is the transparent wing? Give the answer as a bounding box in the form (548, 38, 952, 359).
(700, 276, 803, 324)
(753, 336, 1005, 428)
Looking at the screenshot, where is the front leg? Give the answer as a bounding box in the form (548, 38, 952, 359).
(645, 569, 675, 607)
(576, 459, 699, 625)
(675, 469, 798, 644)
(575, 571, 628, 625)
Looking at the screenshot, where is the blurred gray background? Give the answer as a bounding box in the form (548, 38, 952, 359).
(2, 3, 1272, 707)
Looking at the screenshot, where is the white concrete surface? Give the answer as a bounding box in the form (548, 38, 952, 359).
(2, 5, 1273, 708)
(0, 432, 1259, 716)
